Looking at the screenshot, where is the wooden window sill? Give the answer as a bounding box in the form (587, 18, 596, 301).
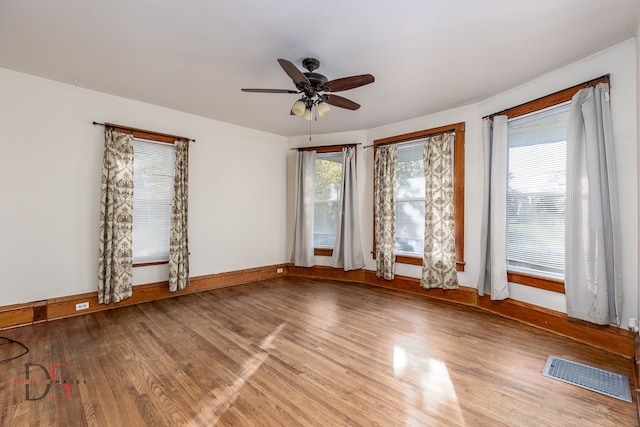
(507, 270, 565, 294)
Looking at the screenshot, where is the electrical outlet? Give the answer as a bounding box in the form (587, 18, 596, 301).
(75, 302, 89, 311)
(276, 268, 284, 274)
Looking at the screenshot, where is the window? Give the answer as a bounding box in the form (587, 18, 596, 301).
(396, 141, 425, 256)
(373, 122, 465, 270)
(103, 123, 189, 267)
(314, 150, 343, 250)
(132, 139, 175, 264)
(496, 74, 609, 291)
(506, 103, 569, 279)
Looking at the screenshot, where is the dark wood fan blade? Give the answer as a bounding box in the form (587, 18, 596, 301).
(324, 74, 374, 92)
(241, 88, 299, 93)
(322, 94, 360, 110)
(278, 59, 310, 86)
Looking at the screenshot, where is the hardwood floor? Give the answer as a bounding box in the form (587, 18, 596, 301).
(0, 276, 636, 426)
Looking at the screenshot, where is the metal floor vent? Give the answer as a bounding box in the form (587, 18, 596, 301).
(542, 355, 632, 402)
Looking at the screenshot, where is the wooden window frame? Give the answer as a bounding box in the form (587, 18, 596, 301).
(492, 74, 610, 293)
(373, 122, 465, 271)
(299, 144, 357, 257)
(105, 123, 190, 268)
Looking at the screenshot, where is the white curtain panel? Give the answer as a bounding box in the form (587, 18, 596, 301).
(477, 116, 509, 300)
(292, 150, 316, 267)
(332, 147, 366, 271)
(565, 83, 621, 325)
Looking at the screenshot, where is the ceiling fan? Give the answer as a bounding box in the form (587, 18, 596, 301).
(241, 58, 374, 120)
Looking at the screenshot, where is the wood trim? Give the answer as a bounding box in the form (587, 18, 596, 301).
(1, 264, 631, 358)
(507, 270, 565, 293)
(32, 300, 47, 323)
(364, 270, 477, 306)
(314, 248, 333, 256)
(477, 296, 633, 358)
(298, 143, 357, 153)
(291, 266, 632, 358)
(105, 122, 191, 143)
(395, 254, 466, 272)
(0, 264, 287, 329)
(488, 74, 610, 120)
(133, 261, 169, 268)
(634, 334, 640, 420)
(288, 264, 365, 283)
(0, 303, 33, 330)
(373, 122, 465, 146)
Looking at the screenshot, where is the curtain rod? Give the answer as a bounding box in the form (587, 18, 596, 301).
(92, 121, 195, 143)
(363, 132, 456, 149)
(290, 142, 361, 151)
(482, 74, 610, 120)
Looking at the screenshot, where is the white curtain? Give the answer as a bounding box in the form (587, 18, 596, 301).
(292, 150, 316, 267)
(332, 147, 365, 270)
(374, 145, 397, 280)
(565, 83, 621, 325)
(421, 133, 458, 289)
(477, 116, 509, 300)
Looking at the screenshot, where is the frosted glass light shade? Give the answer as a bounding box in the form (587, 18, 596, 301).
(302, 108, 312, 121)
(291, 100, 306, 116)
(316, 102, 331, 117)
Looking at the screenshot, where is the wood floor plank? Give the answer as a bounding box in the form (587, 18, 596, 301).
(0, 276, 636, 426)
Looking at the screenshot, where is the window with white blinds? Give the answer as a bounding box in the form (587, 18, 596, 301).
(395, 141, 425, 256)
(314, 151, 343, 248)
(132, 139, 175, 264)
(506, 102, 570, 278)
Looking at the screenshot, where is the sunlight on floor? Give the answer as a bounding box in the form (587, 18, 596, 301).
(393, 344, 465, 425)
(186, 323, 287, 426)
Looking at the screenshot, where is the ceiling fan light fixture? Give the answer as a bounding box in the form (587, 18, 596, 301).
(291, 99, 306, 116)
(302, 108, 313, 121)
(316, 101, 331, 117)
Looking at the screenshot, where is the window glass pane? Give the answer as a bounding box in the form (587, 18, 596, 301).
(506, 103, 569, 278)
(132, 139, 175, 264)
(396, 141, 425, 255)
(314, 152, 343, 248)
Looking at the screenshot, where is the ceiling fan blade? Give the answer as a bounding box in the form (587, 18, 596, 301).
(322, 94, 361, 110)
(324, 74, 375, 92)
(278, 59, 310, 87)
(241, 88, 299, 93)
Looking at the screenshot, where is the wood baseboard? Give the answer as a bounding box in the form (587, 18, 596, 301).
(1, 263, 633, 358)
(0, 264, 287, 329)
(292, 265, 634, 358)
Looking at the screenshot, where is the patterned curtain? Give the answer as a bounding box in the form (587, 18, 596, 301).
(98, 130, 134, 304)
(421, 133, 459, 289)
(374, 144, 397, 279)
(169, 140, 190, 292)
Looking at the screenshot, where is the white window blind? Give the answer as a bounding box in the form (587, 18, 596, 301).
(132, 139, 175, 264)
(506, 103, 569, 278)
(395, 141, 425, 255)
(314, 151, 343, 248)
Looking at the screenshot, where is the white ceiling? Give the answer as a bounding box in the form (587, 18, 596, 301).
(1, 1, 638, 137)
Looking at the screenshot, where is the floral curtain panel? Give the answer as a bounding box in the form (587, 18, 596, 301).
(421, 133, 459, 289)
(374, 144, 397, 280)
(169, 140, 190, 292)
(98, 130, 134, 304)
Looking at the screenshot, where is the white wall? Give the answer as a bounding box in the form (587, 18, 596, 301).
(289, 39, 638, 325)
(0, 68, 288, 306)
